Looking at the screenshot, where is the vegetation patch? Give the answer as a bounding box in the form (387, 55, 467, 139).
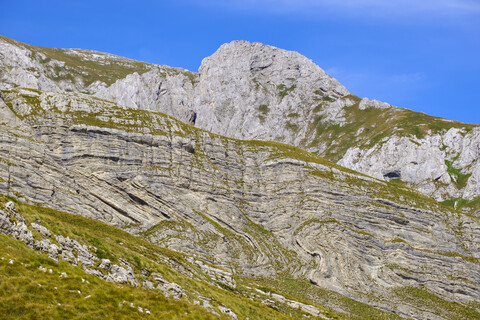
(0, 235, 219, 320)
(312, 104, 323, 113)
(444, 160, 471, 189)
(277, 84, 295, 98)
(322, 96, 335, 102)
(394, 286, 480, 319)
(440, 197, 469, 210)
(285, 121, 299, 133)
(266, 276, 400, 320)
(258, 104, 270, 115)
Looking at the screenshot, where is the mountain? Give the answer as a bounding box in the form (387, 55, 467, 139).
(2, 35, 480, 210)
(1, 35, 480, 319)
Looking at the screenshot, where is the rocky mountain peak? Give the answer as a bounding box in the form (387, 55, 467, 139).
(193, 40, 351, 141)
(199, 40, 348, 96)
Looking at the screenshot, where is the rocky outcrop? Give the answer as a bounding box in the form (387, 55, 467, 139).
(254, 288, 322, 318)
(339, 128, 480, 201)
(0, 89, 479, 319)
(92, 67, 197, 122)
(0, 201, 137, 285)
(192, 40, 349, 140)
(0, 201, 34, 246)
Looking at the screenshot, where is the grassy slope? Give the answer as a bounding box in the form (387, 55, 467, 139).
(0, 234, 218, 320)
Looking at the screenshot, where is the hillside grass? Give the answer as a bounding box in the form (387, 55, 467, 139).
(440, 196, 480, 213)
(0, 234, 219, 320)
(261, 275, 404, 320)
(444, 160, 472, 189)
(394, 286, 480, 320)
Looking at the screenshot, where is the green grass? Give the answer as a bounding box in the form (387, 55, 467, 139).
(312, 104, 323, 113)
(285, 121, 299, 133)
(441, 197, 470, 209)
(394, 286, 480, 320)
(322, 96, 336, 102)
(258, 104, 270, 114)
(0, 234, 219, 320)
(265, 276, 400, 320)
(440, 196, 480, 213)
(277, 84, 296, 98)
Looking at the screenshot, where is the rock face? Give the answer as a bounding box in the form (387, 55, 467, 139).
(92, 67, 197, 122)
(0, 88, 479, 319)
(1, 35, 480, 203)
(192, 40, 348, 140)
(339, 129, 480, 201)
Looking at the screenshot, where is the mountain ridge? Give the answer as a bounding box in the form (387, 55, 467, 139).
(1, 35, 479, 208)
(1, 35, 480, 319)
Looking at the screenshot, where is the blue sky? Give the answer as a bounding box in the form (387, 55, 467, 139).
(1, 0, 479, 123)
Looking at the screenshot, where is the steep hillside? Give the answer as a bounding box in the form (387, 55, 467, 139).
(1, 87, 479, 319)
(1, 35, 479, 206)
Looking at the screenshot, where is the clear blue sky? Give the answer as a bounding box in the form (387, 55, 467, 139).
(1, 0, 479, 124)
